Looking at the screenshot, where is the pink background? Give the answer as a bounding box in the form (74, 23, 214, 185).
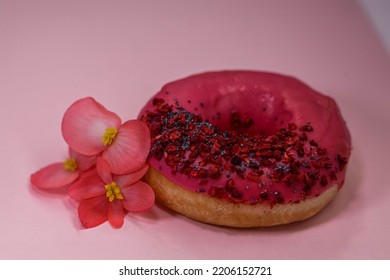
(1, 0, 390, 259)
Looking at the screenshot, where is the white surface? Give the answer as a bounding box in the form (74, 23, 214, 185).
(359, 0, 390, 55)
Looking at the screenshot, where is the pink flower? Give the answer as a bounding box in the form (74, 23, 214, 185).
(69, 158, 155, 228)
(31, 96, 155, 230)
(61, 97, 150, 175)
(31, 148, 97, 189)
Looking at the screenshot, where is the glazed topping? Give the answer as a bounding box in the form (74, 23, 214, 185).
(141, 98, 348, 206)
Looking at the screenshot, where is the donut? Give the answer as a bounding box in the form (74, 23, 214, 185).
(138, 70, 351, 227)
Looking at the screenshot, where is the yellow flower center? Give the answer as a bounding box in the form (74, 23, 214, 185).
(102, 127, 118, 146)
(63, 158, 78, 172)
(104, 182, 123, 202)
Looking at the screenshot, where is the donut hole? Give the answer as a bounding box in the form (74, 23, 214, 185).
(203, 91, 293, 136)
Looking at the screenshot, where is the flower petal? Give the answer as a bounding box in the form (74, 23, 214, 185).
(96, 157, 113, 184)
(108, 200, 124, 228)
(102, 120, 151, 174)
(78, 196, 109, 229)
(62, 97, 122, 156)
(114, 164, 149, 187)
(68, 169, 105, 200)
(122, 181, 155, 212)
(30, 162, 79, 189)
(69, 148, 98, 171)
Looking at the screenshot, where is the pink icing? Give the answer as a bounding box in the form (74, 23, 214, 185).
(138, 71, 351, 205)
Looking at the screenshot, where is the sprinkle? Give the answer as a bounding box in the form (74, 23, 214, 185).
(141, 99, 348, 205)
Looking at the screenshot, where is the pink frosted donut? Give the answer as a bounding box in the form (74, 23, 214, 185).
(139, 71, 351, 227)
